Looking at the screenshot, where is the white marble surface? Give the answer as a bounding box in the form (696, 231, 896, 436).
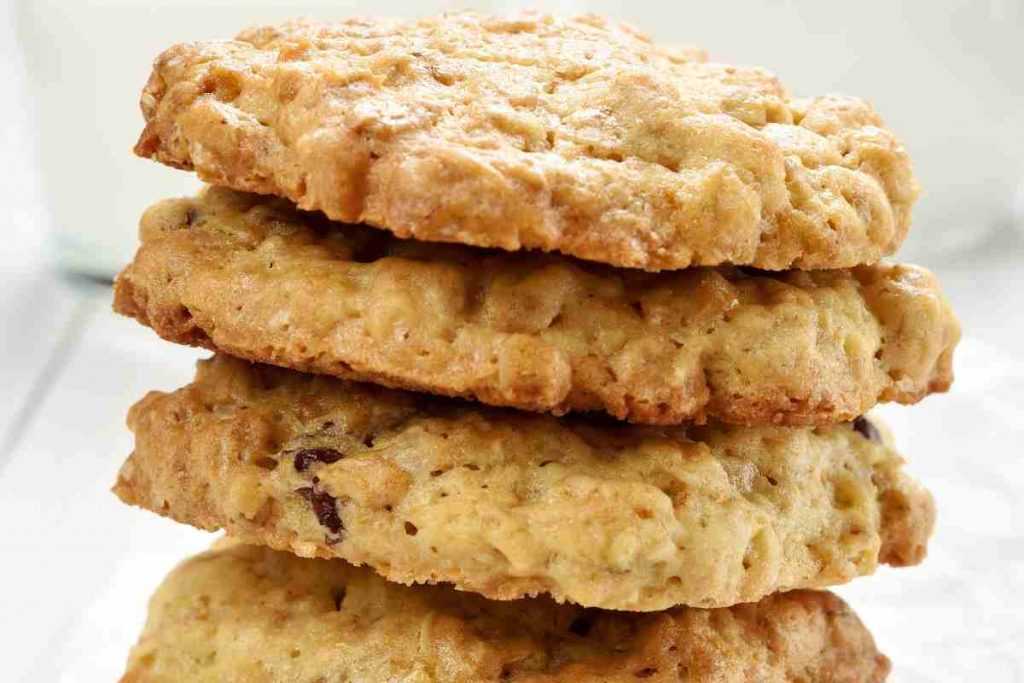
(2, 1, 1023, 680)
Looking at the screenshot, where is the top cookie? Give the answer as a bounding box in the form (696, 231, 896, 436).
(134, 12, 917, 271)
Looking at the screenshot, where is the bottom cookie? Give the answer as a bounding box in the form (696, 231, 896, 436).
(122, 542, 889, 682)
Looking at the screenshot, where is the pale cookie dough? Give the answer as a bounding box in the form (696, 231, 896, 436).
(134, 12, 917, 271)
(114, 355, 934, 611)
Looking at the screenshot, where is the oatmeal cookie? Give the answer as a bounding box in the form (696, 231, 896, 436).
(113, 188, 958, 425)
(134, 12, 917, 271)
(114, 355, 934, 611)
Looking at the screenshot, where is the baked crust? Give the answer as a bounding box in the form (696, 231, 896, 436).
(113, 188, 958, 426)
(133, 12, 917, 271)
(121, 542, 890, 682)
(114, 355, 934, 611)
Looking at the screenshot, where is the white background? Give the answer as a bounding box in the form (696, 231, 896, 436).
(1, 0, 1022, 681)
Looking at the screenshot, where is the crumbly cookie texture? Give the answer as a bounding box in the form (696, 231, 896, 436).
(113, 188, 958, 426)
(133, 12, 917, 271)
(121, 542, 890, 683)
(114, 355, 933, 611)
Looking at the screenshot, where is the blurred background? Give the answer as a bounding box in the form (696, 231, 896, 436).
(1, 0, 1022, 680)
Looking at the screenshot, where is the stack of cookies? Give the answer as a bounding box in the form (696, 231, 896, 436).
(112, 13, 960, 681)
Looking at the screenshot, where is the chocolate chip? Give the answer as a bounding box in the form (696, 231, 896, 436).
(295, 486, 343, 534)
(852, 416, 880, 442)
(288, 447, 344, 472)
(634, 667, 658, 678)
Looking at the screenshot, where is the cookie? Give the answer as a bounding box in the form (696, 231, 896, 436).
(113, 355, 934, 611)
(121, 542, 889, 682)
(133, 12, 917, 271)
(113, 188, 958, 426)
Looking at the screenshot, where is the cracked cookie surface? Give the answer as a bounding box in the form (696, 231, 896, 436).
(134, 12, 917, 271)
(121, 542, 890, 682)
(114, 355, 934, 611)
(114, 188, 959, 425)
